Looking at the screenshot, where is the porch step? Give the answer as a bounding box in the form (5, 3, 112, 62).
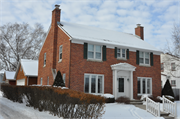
(160, 112, 170, 116)
(130, 100, 143, 105)
(161, 116, 174, 119)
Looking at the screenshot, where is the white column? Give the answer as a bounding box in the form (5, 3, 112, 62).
(131, 71, 133, 100)
(113, 70, 115, 96)
(114, 70, 117, 99)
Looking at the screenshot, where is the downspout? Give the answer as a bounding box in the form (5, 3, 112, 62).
(27, 76, 29, 86)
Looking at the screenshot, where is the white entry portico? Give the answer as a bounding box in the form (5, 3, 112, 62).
(111, 63, 136, 100)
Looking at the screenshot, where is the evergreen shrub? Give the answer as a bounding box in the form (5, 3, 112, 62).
(52, 70, 65, 87)
(162, 79, 174, 102)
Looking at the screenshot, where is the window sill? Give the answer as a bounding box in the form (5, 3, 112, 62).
(43, 65, 46, 67)
(138, 94, 152, 96)
(87, 59, 103, 62)
(117, 58, 127, 61)
(139, 64, 151, 67)
(58, 59, 62, 63)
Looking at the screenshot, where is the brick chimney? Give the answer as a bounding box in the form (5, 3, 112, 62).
(135, 24, 144, 40)
(52, 5, 61, 69)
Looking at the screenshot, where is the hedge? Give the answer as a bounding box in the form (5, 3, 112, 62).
(1, 84, 105, 118)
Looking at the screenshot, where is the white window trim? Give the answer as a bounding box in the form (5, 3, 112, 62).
(139, 51, 150, 66)
(63, 73, 66, 84)
(171, 63, 175, 71)
(87, 44, 102, 61)
(47, 77, 49, 85)
(171, 80, 176, 86)
(84, 73, 104, 94)
(137, 77, 152, 95)
(59, 45, 63, 62)
(117, 48, 126, 59)
(44, 53, 46, 67)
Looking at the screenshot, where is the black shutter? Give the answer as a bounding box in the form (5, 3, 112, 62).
(103, 45, 106, 61)
(115, 47, 117, 58)
(127, 49, 129, 59)
(136, 50, 139, 65)
(84, 43, 88, 59)
(150, 52, 153, 66)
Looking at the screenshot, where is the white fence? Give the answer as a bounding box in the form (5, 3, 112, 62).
(146, 97, 160, 117)
(162, 96, 177, 117)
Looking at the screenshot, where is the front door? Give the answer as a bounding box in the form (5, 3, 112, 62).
(117, 77, 129, 98)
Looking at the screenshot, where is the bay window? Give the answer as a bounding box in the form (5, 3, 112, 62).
(138, 77, 152, 95)
(84, 74, 104, 94)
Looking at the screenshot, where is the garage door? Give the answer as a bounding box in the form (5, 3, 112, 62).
(17, 79, 25, 85)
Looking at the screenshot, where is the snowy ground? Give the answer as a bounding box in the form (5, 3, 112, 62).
(0, 91, 166, 119)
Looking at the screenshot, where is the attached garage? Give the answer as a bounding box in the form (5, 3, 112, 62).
(17, 79, 25, 85)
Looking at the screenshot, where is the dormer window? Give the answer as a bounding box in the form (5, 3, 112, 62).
(117, 48, 126, 59)
(88, 44, 102, 60)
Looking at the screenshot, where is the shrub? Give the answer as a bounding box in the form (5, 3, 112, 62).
(0, 84, 105, 118)
(52, 70, 65, 87)
(162, 79, 174, 99)
(105, 97, 115, 103)
(116, 96, 130, 104)
(149, 96, 162, 103)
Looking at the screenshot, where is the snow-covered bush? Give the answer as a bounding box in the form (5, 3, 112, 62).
(0, 84, 105, 118)
(116, 96, 130, 104)
(101, 94, 115, 103)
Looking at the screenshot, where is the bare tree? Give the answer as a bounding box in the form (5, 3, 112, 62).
(0, 23, 46, 71)
(163, 23, 180, 78)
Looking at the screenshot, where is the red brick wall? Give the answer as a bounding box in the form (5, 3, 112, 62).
(70, 43, 161, 99)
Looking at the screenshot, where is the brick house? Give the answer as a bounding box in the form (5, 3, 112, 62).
(38, 5, 162, 99)
(14, 59, 38, 86)
(3, 71, 16, 85)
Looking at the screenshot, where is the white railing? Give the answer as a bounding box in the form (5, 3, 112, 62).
(146, 97, 160, 117)
(162, 95, 177, 117)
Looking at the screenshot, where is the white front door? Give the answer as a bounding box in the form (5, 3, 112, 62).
(117, 77, 130, 98)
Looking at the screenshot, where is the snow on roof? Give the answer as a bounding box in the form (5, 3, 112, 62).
(59, 21, 161, 53)
(21, 59, 38, 76)
(0, 69, 5, 74)
(5, 71, 16, 80)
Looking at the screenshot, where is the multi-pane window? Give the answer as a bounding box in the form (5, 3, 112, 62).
(171, 80, 176, 86)
(40, 78, 43, 85)
(88, 44, 102, 60)
(117, 48, 126, 59)
(161, 63, 164, 72)
(139, 51, 150, 65)
(59, 45, 63, 61)
(138, 77, 152, 95)
(63, 73, 66, 84)
(171, 63, 175, 71)
(84, 74, 104, 94)
(44, 53, 46, 66)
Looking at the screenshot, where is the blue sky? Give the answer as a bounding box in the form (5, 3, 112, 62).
(0, 0, 179, 51)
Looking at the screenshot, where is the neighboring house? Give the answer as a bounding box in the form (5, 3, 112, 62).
(161, 53, 180, 89)
(0, 69, 5, 83)
(14, 59, 38, 86)
(38, 5, 162, 99)
(3, 71, 16, 85)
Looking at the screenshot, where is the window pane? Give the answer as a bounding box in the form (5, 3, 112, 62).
(117, 48, 121, 53)
(60, 46, 62, 52)
(147, 79, 150, 94)
(117, 53, 120, 57)
(119, 78, 124, 92)
(88, 52, 94, 58)
(143, 79, 146, 94)
(91, 75, 96, 93)
(145, 59, 149, 64)
(96, 45, 101, 52)
(140, 52, 144, 58)
(138, 78, 141, 93)
(88, 44, 94, 51)
(145, 52, 149, 58)
(85, 75, 89, 93)
(60, 53, 62, 59)
(98, 76, 102, 93)
(96, 52, 101, 59)
(140, 58, 144, 63)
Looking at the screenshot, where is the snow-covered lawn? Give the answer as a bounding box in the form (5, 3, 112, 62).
(0, 91, 166, 119)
